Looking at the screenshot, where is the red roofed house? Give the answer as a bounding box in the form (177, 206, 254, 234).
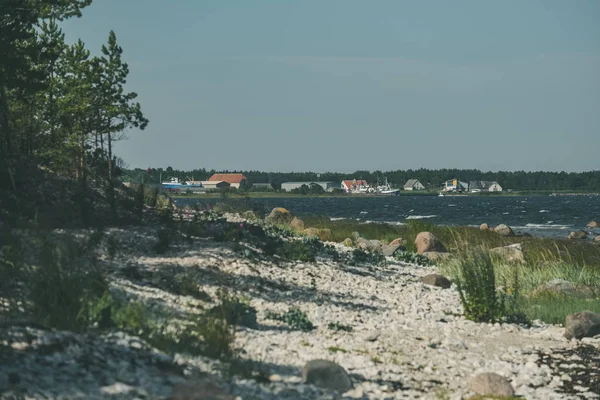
(208, 173, 248, 189)
(341, 179, 368, 193)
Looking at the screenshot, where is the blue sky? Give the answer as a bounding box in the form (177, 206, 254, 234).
(61, 0, 600, 172)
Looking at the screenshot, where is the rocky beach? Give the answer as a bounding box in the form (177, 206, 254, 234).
(1, 207, 599, 400)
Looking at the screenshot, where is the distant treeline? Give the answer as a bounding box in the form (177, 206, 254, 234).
(123, 167, 600, 192)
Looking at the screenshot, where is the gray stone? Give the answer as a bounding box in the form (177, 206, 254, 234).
(468, 372, 515, 397)
(303, 359, 352, 392)
(351, 231, 361, 241)
(489, 243, 525, 264)
(568, 230, 588, 240)
(414, 232, 446, 254)
(421, 274, 451, 289)
(382, 243, 404, 257)
(564, 311, 600, 340)
(494, 224, 515, 237)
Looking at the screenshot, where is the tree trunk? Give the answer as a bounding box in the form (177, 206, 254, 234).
(0, 85, 11, 156)
(107, 131, 116, 220)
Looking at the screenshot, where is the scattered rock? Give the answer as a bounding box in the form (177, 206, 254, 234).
(266, 207, 294, 225)
(303, 360, 353, 392)
(494, 224, 514, 237)
(382, 243, 405, 257)
(170, 380, 236, 400)
(351, 231, 361, 241)
(489, 243, 524, 264)
(421, 274, 451, 289)
(356, 237, 381, 251)
(480, 223, 489, 231)
(531, 279, 597, 299)
(414, 232, 446, 254)
(422, 251, 451, 263)
(364, 332, 380, 342)
(568, 230, 588, 240)
(290, 217, 305, 231)
(595, 235, 600, 242)
(389, 238, 406, 247)
(242, 210, 257, 220)
(587, 220, 598, 228)
(468, 372, 515, 397)
(341, 238, 353, 247)
(564, 311, 600, 340)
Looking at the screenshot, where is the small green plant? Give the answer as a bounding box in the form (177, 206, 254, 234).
(278, 240, 317, 262)
(371, 355, 383, 364)
(208, 289, 257, 328)
(328, 322, 353, 332)
(395, 250, 430, 266)
(328, 346, 348, 353)
(351, 248, 386, 265)
(265, 307, 314, 331)
(163, 272, 211, 301)
(154, 228, 171, 254)
(106, 235, 118, 259)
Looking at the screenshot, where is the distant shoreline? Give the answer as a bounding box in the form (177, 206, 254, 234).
(169, 190, 599, 199)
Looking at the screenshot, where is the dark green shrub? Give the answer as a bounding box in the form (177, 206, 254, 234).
(154, 228, 171, 254)
(278, 241, 316, 262)
(208, 289, 257, 328)
(28, 235, 108, 331)
(328, 322, 352, 332)
(265, 307, 314, 331)
(394, 250, 430, 266)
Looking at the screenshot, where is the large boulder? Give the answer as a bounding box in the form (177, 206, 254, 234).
(587, 220, 598, 228)
(303, 360, 352, 392)
(421, 274, 451, 289)
(289, 217, 305, 231)
(266, 207, 294, 225)
(564, 311, 600, 340)
(489, 243, 525, 264)
(468, 373, 514, 397)
(351, 231, 361, 241)
(356, 237, 382, 252)
(595, 235, 600, 242)
(494, 224, 514, 237)
(531, 279, 597, 299)
(568, 230, 588, 240)
(480, 223, 489, 231)
(414, 232, 446, 254)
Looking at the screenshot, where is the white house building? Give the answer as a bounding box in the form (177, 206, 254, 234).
(403, 179, 425, 191)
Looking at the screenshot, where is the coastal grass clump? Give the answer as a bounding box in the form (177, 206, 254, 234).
(207, 289, 257, 328)
(265, 307, 314, 331)
(394, 250, 431, 266)
(328, 322, 353, 332)
(446, 249, 527, 324)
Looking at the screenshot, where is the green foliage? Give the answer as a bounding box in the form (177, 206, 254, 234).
(27, 235, 108, 331)
(278, 240, 317, 262)
(265, 307, 314, 331)
(207, 289, 257, 328)
(351, 248, 386, 265)
(394, 250, 431, 266)
(450, 250, 527, 324)
(328, 322, 353, 332)
(160, 272, 211, 302)
(154, 228, 172, 254)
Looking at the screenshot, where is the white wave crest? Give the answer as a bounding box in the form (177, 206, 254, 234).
(406, 215, 437, 220)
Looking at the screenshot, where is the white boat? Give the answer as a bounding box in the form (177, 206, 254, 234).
(377, 178, 400, 195)
(438, 192, 445, 197)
